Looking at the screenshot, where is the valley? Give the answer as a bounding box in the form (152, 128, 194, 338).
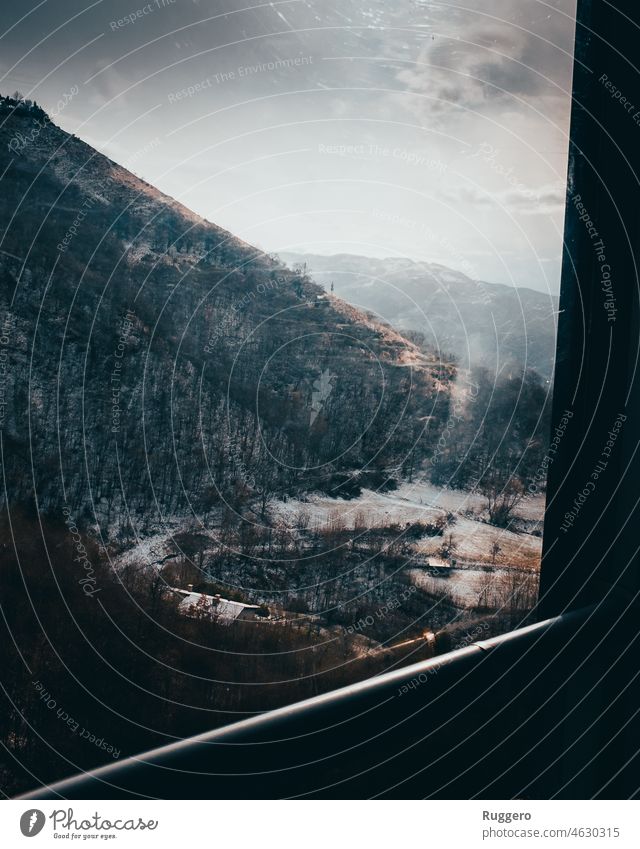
(112, 476, 544, 650)
(0, 96, 551, 794)
(0, 95, 551, 654)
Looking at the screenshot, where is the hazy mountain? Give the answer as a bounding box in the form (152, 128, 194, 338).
(0, 96, 451, 531)
(279, 253, 559, 381)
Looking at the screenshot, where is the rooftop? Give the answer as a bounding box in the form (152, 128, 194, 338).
(171, 588, 261, 623)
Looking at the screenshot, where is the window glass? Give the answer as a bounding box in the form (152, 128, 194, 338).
(0, 0, 576, 794)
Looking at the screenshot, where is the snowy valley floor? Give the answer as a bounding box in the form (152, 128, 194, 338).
(112, 479, 544, 615)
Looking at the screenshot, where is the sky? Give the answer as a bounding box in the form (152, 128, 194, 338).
(0, 0, 577, 293)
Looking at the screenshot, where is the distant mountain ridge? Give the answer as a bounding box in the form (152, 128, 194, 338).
(279, 252, 558, 380)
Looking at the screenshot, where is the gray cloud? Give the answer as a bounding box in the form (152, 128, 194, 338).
(395, 0, 576, 121)
(0, 0, 577, 292)
(440, 182, 565, 215)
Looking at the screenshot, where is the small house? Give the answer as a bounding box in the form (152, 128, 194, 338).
(171, 587, 265, 624)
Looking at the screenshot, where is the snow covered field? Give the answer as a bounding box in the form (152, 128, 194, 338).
(273, 480, 544, 571)
(112, 479, 544, 611)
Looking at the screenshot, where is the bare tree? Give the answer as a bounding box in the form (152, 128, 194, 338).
(439, 532, 458, 561)
(476, 570, 496, 609)
(490, 539, 502, 566)
(481, 476, 524, 528)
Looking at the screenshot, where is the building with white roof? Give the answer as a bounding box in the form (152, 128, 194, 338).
(171, 587, 264, 624)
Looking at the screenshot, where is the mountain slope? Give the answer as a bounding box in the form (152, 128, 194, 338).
(0, 97, 452, 532)
(279, 252, 559, 380)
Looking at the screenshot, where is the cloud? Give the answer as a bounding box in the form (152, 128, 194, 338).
(394, 0, 576, 122)
(440, 181, 566, 215)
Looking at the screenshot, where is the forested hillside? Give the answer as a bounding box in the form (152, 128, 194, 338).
(0, 96, 451, 532)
